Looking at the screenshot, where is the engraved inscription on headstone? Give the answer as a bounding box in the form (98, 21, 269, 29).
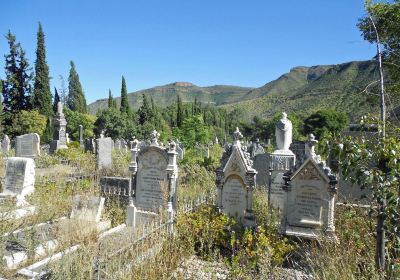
(15, 133, 40, 158)
(3, 157, 35, 201)
(270, 172, 286, 208)
(136, 150, 168, 210)
(96, 137, 113, 169)
(222, 176, 247, 220)
(289, 185, 322, 227)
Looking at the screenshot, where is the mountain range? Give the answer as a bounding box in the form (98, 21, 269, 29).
(88, 60, 399, 122)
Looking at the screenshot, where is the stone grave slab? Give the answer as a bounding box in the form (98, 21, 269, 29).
(15, 133, 41, 158)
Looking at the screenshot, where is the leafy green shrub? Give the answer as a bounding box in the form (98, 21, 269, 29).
(177, 205, 231, 259)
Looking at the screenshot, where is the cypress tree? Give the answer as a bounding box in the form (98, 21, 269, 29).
(138, 93, 153, 125)
(33, 23, 52, 118)
(120, 76, 131, 114)
(53, 87, 60, 114)
(2, 31, 20, 118)
(176, 94, 183, 127)
(16, 46, 33, 111)
(67, 61, 87, 113)
(108, 89, 113, 108)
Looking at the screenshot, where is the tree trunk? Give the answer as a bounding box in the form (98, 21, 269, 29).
(376, 200, 386, 279)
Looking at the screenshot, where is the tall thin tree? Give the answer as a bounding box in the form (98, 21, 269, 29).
(33, 22, 52, 118)
(120, 76, 131, 114)
(108, 89, 113, 108)
(67, 61, 87, 113)
(53, 87, 60, 114)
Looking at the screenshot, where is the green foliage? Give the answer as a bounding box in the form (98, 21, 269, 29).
(32, 23, 52, 118)
(358, 1, 400, 95)
(119, 76, 131, 114)
(107, 89, 116, 109)
(67, 61, 87, 113)
(303, 109, 349, 139)
(9, 110, 47, 137)
(53, 87, 60, 114)
(64, 107, 95, 140)
(94, 108, 136, 139)
(177, 205, 231, 259)
(42, 117, 53, 144)
(138, 93, 153, 125)
(323, 117, 400, 277)
(2, 30, 32, 124)
(175, 114, 212, 147)
(176, 94, 183, 127)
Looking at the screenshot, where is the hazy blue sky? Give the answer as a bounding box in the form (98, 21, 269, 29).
(0, 0, 376, 103)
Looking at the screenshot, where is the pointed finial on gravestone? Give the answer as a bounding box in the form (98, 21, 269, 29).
(233, 127, 243, 142)
(307, 133, 318, 158)
(150, 130, 160, 145)
(169, 140, 176, 152)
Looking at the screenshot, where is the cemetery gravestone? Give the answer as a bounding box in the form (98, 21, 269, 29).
(269, 112, 295, 210)
(50, 102, 68, 154)
(281, 134, 337, 240)
(216, 128, 257, 227)
(253, 153, 270, 187)
(1, 135, 10, 153)
(85, 138, 95, 153)
(1, 157, 35, 206)
(96, 136, 113, 169)
(15, 133, 41, 158)
(70, 195, 105, 223)
(127, 131, 179, 227)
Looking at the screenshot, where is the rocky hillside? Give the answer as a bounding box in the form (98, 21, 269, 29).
(88, 60, 392, 121)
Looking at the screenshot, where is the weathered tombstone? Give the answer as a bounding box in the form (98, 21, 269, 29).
(96, 135, 113, 169)
(70, 195, 105, 223)
(0, 157, 35, 206)
(78, 125, 84, 148)
(216, 128, 257, 227)
(248, 139, 265, 158)
(1, 135, 10, 153)
(50, 102, 68, 154)
(114, 139, 122, 150)
(85, 138, 95, 153)
(281, 134, 338, 240)
(253, 153, 270, 187)
(290, 140, 306, 169)
(15, 133, 41, 158)
(100, 176, 132, 205)
(269, 112, 296, 210)
(127, 131, 178, 227)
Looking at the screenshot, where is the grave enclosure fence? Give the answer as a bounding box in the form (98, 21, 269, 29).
(93, 194, 215, 279)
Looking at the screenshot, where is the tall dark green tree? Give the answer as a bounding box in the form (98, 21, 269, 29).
(53, 87, 60, 114)
(176, 94, 183, 127)
(138, 93, 153, 125)
(108, 89, 113, 108)
(120, 76, 131, 114)
(67, 61, 87, 113)
(32, 23, 52, 118)
(2, 31, 32, 127)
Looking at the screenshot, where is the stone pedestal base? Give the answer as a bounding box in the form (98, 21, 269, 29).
(50, 140, 68, 154)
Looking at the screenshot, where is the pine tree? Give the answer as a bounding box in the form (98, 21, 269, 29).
(32, 23, 52, 118)
(67, 61, 87, 113)
(53, 87, 60, 114)
(120, 76, 131, 114)
(108, 89, 113, 108)
(176, 94, 183, 127)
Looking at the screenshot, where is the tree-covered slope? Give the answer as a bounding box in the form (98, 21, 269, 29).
(87, 82, 254, 114)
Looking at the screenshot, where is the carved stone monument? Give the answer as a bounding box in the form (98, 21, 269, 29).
(269, 112, 296, 210)
(216, 127, 257, 227)
(1, 135, 10, 153)
(100, 177, 132, 205)
(15, 133, 41, 158)
(96, 136, 113, 169)
(127, 131, 178, 227)
(0, 157, 35, 207)
(248, 139, 265, 158)
(50, 102, 68, 154)
(281, 134, 338, 240)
